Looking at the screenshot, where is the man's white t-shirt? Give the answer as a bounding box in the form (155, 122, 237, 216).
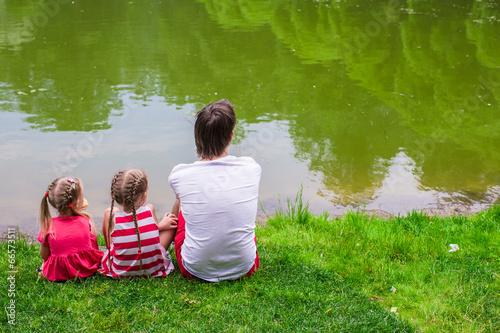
(168, 155, 262, 282)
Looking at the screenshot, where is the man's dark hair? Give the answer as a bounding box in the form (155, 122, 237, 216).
(194, 99, 236, 160)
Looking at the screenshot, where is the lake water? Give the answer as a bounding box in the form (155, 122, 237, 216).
(1, 0, 499, 233)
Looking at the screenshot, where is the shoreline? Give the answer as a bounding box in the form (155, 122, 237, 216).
(257, 199, 499, 224)
(2, 200, 498, 243)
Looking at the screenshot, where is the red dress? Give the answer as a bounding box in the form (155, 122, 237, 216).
(37, 215, 103, 282)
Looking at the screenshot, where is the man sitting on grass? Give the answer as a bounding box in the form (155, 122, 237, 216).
(168, 99, 261, 282)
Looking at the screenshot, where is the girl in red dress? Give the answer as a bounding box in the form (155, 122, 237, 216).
(38, 177, 103, 282)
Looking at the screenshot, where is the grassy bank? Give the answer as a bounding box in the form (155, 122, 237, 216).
(1, 196, 499, 332)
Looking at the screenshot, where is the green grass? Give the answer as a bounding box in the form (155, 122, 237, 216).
(1, 195, 499, 332)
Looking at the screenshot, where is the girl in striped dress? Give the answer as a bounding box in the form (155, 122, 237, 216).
(100, 169, 177, 278)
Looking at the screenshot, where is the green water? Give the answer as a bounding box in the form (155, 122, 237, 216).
(1, 0, 499, 231)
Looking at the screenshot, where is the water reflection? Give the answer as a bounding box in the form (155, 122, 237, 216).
(200, 0, 500, 200)
(0, 0, 499, 231)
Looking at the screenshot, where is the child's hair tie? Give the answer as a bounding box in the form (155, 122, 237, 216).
(44, 192, 48, 197)
(137, 249, 142, 254)
(67, 178, 77, 189)
(68, 204, 73, 209)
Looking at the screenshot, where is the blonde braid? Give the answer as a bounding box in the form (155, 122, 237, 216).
(64, 179, 75, 214)
(107, 171, 122, 270)
(129, 174, 143, 275)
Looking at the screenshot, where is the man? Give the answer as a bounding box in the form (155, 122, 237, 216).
(169, 99, 261, 281)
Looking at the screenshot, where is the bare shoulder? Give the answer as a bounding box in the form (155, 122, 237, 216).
(104, 207, 120, 214)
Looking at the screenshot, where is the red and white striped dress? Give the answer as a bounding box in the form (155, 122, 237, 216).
(100, 205, 174, 278)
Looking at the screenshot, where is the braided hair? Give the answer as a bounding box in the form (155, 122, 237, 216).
(108, 169, 148, 275)
(39, 177, 87, 239)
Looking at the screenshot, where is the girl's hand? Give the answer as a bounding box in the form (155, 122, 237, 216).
(159, 213, 178, 230)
